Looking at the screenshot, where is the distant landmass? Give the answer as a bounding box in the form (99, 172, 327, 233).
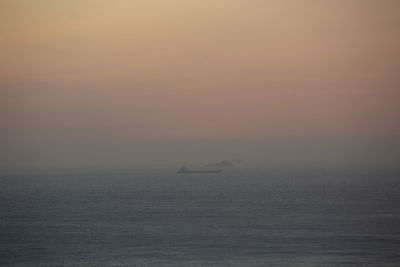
(204, 161, 235, 168)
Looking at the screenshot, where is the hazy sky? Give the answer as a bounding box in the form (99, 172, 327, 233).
(1, 0, 399, 171)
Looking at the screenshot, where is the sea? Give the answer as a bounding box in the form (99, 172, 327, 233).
(1, 169, 399, 266)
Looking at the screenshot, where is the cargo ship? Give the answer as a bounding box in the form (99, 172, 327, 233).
(177, 166, 222, 174)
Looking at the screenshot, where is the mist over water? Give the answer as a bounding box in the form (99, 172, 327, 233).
(1, 169, 399, 266)
(1, 0, 400, 266)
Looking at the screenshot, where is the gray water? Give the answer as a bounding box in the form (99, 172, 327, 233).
(1, 170, 400, 266)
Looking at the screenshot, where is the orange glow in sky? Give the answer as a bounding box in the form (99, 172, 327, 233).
(1, 0, 399, 169)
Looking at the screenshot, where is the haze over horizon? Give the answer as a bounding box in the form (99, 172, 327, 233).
(1, 0, 399, 171)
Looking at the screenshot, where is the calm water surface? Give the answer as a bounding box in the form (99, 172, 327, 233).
(1, 170, 399, 266)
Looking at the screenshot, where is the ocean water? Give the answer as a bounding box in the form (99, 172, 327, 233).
(1, 170, 399, 266)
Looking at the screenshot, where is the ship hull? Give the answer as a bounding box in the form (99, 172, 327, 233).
(178, 170, 221, 174)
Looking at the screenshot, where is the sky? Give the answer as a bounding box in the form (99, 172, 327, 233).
(1, 0, 399, 171)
